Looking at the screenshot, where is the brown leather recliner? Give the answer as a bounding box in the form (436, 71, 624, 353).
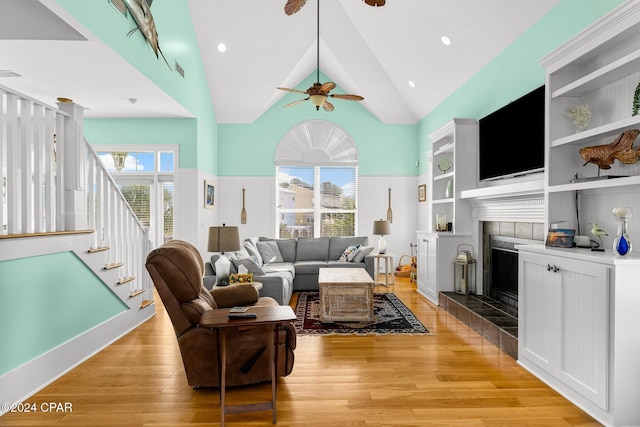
(145, 239, 296, 388)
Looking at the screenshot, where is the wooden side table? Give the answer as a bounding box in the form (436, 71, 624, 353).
(199, 305, 296, 426)
(372, 253, 396, 286)
(212, 282, 263, 291)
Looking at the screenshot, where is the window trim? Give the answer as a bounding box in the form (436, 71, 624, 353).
(93, 144, 178, 246)
(276, 165, 358, 238)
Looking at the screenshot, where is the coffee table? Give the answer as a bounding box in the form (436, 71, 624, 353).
(318, 268, 375, 322)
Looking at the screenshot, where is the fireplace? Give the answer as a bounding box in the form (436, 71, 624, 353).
(488, 235, 542, 308)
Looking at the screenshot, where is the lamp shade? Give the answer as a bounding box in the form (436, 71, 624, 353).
(373, 220, 390, 236)
(207, 225, 241, 253)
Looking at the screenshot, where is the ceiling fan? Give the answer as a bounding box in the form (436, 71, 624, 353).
(284, 0, 385, 16)
(278, 0, 365, 111)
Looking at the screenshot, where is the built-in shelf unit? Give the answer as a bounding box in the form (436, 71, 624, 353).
(517, 2, 640, 426)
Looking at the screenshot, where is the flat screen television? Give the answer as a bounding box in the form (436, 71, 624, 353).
(479, 85, 545, 181)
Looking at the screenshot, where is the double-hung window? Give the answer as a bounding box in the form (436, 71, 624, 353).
(276, 166, 357, 238)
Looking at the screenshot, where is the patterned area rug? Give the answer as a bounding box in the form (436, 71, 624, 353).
(294, 292, 430, 335)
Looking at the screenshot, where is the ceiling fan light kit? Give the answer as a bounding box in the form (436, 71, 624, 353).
(309, 94, 327, 110)
(278, 0, 365, 111)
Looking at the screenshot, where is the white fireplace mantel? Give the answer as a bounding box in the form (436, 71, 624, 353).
(460, 178, 545, 223)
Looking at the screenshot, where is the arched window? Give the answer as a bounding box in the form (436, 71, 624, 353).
(275, 120, 358, 238)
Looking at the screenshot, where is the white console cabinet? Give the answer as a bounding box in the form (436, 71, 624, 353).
(518, 248, 610, 410)
(518, 245, 640, 427)
(416, 231, 470, 305)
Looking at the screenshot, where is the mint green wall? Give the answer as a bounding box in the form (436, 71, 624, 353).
(0, 252, 127, 376)
(56, 0, 217, 173)
(417, 0, 626, 175)
(59, 0, 625, 177)
(83, 118, 197, 169)
(219, 71, 419, 176)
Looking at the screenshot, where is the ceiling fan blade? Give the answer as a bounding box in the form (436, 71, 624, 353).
(284, 0, 307, 15)
(284, 98, 309, 108)
(322, 100, 335, 112)
(330, 93, 365, 101)
(320, 81, 336, 92)
(363, 0, 386, 6)
(278, 86, 307, 94)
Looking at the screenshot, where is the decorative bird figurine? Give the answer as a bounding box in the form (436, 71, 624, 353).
(590, 223, 607, 252)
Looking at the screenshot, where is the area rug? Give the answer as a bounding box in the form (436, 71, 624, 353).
(294, 292, 430, 335)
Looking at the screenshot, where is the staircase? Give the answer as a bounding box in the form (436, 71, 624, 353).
(0, 83, 155, 408)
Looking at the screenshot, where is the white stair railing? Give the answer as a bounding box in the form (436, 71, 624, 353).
(1, 84, 63, 234)
(0, 83, 152, 305)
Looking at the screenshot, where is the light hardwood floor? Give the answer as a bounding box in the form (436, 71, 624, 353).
(1, 276, 601, 426)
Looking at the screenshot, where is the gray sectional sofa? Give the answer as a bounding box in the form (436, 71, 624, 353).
(204, 236, 376, 305)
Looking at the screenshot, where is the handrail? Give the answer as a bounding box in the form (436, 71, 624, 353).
(0, 230, 94, 240)
(1, 83, 152, 294)
(84, 140, 145, 230)
(0, 82, 69, 117)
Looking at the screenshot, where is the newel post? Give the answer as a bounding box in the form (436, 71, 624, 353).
(56, 101, 87, 231)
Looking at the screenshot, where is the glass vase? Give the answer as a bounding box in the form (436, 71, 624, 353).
(612, 207, 632, 256)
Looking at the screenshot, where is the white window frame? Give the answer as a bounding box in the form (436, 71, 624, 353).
(93, 144, 178, 247)
(274, 120, 359, 238)
(276, 165, 358, 238)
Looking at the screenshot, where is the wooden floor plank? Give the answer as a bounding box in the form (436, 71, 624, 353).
(0, 277, 601, 426)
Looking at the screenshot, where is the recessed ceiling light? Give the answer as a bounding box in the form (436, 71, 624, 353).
(441, 35, 452, 46)
(408, 81, 416, 88)
(217, 43, 227, 53)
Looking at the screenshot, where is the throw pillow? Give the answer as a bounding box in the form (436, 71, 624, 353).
(256, 240, 284, 264)
(231, 258, 266, 275)
(339, 244, 360, 262)
(227, 248, 251, 261)
(243, 241, 263, 265)
(352, 246, 374, 263)
(267, 240, 284, 262)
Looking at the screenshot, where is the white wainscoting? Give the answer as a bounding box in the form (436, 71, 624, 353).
(212, 175, 419, 268)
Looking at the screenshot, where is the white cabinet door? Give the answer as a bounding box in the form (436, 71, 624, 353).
(519, 253, 558, 371)
(425, 235, 438, 303)
(556, 257, 609, 410)
(416, 235, 431, 299)
(416, 233, 440, 304)
(519, 251, 609, 410)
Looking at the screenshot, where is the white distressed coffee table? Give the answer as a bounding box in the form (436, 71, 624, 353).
(318, 268, 375, 322)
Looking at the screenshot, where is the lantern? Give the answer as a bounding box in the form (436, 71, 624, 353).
(454, 244, 476, 295)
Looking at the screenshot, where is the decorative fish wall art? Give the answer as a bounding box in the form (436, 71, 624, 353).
(113, 0, 171, 70)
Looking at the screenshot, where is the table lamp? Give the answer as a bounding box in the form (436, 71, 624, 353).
(373, 219, 390, 254)
(208, 224, 241, 286)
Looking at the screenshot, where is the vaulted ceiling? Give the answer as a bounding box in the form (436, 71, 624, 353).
(1, 0, 561, 124)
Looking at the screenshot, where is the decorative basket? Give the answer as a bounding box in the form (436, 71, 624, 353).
(395, 255, 412, 277)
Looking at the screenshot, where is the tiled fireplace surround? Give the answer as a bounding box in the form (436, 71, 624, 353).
(439, 192, 546, 359)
